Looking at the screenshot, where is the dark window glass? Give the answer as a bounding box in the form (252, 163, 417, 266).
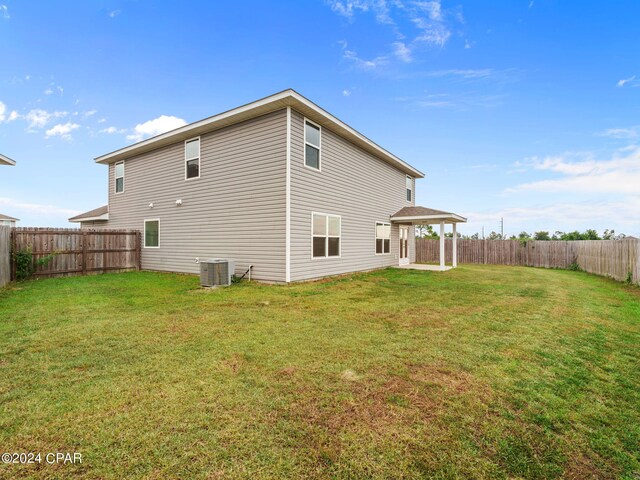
(145, 221, 159, 247)
(305, 145, 319, 169)
(406, 188, 412, 202)
(328, 237, 340, 257)
(384, 239, 390, 253)
(115, 177, 124, 193)
(186, 159, 199, 179)
(312, 237, 326, 257)
(376, 239, 383, 254)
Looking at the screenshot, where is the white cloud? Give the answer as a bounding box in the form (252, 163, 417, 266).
(464, 39, 473, 49)
(341, 41, 388, 69)
(8, 110, 19, 122)
(0, 101, 5, 121)
(528, 1, 534, 8)
(0, 4, 9, 19)
(392, 41, 412, 62)
(464, 198, 640, 236)
(108, 9, 121, 18)
(84, 109, 97, 117)
(44, 88, 53, 95)
(127, 115, 187, 142)
(100, 126, 126, 134)
(24, 109, 67, 129)
(508, 147, 640, 194)
(329, 0, 460, 71)
(0, 197, 80, 217)
(426, 68, 495, 79)
(342, 89, 352, 97)
(617, 75, 636, 87)
(600, 126, 640, 139)
(45, 122, 80, 140)
(97, 118, 107, 123)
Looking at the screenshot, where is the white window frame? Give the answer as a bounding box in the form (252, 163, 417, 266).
(115, 161, 125, 194)
(143, 219, 160, 249)
(311, 212, 341, 259)
(406, 175, 412, 202)
(185, 137, 201, 180)
(304, 118, 322, 171)
(375, 222, 391, 255)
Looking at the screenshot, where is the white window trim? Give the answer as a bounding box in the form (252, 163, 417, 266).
(375, 221, 391, 255)
(303, 118, 322, 172)
(115, 161, 125, 194)
(143, 218, 160, 249)
(406, 175, 413, 202)
(184, 137, 201, 181)
(311, 211, 341, 259)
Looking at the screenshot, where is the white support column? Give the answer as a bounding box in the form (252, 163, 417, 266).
(439, 221, 445, 271)
(452, 222, 457, 268)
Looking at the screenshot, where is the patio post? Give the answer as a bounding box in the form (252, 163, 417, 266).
(439, 221, 445, 271)
(452, 222, 457, 268)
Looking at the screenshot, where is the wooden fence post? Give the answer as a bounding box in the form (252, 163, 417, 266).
(136, 231, 142, 271)
(82, 231, 87, 275)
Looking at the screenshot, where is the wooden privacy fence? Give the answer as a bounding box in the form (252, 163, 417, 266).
(10, 228, 141, 280)
(0, 226, 10, 287)
(416, 238, 640, 285)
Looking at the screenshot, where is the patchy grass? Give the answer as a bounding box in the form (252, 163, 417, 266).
(0, 265, 638, 479)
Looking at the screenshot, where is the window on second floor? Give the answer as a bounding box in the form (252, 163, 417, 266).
(375, 222, 391, 254)
(115, 161, 124, 193)
(305, 120, 321, 170)
(185, 138, 200, 179)
(406, 176, 412, 202)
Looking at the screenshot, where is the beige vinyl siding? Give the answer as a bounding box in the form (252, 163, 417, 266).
(80, 221, 108, 230)
(106, 109, 287, 282)
(290, 110, 415, 281)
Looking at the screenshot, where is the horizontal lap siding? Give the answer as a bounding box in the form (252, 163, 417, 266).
(290, 110, 414, 281)
(106, 110, 287, 282)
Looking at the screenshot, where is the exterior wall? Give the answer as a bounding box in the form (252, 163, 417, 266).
(105, 109, 287, 282)
(289, 109, 415, 282)
(79, 220, 108, 230)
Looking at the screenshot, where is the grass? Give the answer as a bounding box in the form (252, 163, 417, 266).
(0, 265, 638, 479)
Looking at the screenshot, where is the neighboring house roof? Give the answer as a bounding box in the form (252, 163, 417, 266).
(391, 206, 467, 224)
(68, 205, 109, 222)
(0, 213, 19, 221)
(0, 154, 16, 166)
(95, 89, 425, 178)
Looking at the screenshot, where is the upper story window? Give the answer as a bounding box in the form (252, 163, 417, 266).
(312, 213, 340, 258)
(304, 120, 321, 170)
(115, 161, 124, 193)
(375, 222, 391, 254)
(185, 138, 200, 179)
(406, 176, 412, 202)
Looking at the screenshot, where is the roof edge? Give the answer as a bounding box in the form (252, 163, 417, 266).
(94, 89, 425, 178)
(0, 154, 16, 166)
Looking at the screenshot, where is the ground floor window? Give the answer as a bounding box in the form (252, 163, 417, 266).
(376, 222, 391, 254)
(312, 213, 340, 258)
(144, 219, 160, 248)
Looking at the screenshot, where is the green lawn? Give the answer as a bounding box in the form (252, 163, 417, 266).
(0, 266, 638, 479)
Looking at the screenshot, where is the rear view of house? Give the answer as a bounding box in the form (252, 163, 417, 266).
(74, 90, 465, 282)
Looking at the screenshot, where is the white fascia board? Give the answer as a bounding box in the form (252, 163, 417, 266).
(69, 213, 109, 223)
(390, 214, 468, 223)
(0, 154, 16, 166)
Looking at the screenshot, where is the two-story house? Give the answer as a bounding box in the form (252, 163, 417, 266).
(70, 90, 466, 282)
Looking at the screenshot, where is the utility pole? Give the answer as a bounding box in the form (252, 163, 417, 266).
(500, 217, 504, 239)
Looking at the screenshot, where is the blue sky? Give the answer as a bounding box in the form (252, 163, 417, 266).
(1, 0, 639, 236)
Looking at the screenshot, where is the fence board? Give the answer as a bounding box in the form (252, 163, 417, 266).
(0, 226, 10, 287)
(415, 238, 640, 285)
(10, 227, 140, 280)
